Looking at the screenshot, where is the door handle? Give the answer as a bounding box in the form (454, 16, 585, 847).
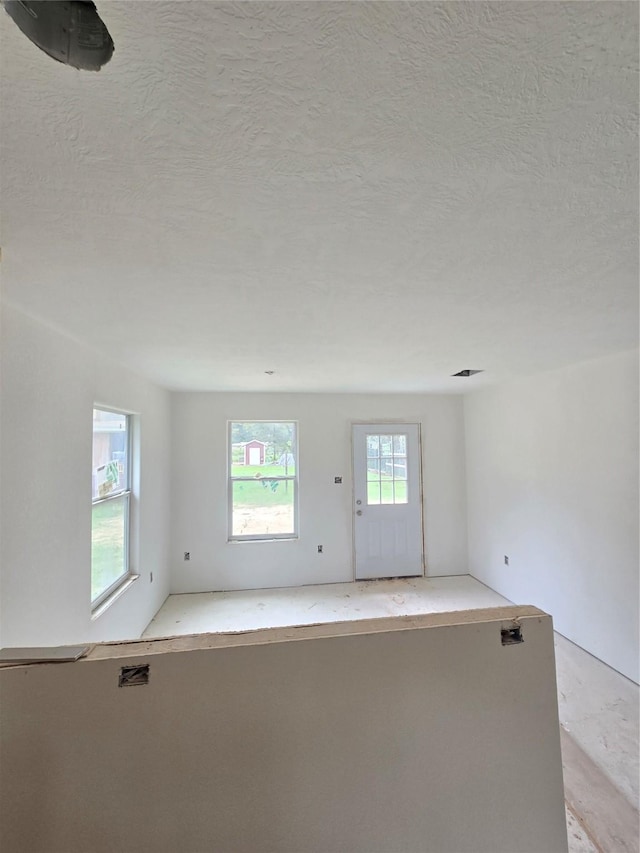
(356, 510, 363, 516)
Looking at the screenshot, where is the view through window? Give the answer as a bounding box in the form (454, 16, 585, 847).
(229, 422, 297, 539)
(91, 408, 130, 604)
(366, 433, 408, 504)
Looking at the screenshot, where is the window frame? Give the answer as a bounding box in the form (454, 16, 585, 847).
(227, 420, 299, 542)
(91, 407, 133, 609)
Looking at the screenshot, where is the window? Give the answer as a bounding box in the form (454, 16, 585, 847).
(91, 408, 131, 605)
(229, 422, 297, 540)
(366, 433, 408, 505)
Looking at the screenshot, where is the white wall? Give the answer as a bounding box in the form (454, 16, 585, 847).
(0, 607, 568, 853)
(0, 304, 171, 647)
(464, 350, 639, 683)
(171, 392, 467, 593)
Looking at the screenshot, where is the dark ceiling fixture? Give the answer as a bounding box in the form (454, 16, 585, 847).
(4, 0, 114, 71)
(452, 369, 484, 377)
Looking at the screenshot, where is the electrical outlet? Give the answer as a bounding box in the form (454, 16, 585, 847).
(317, 545, 323, 553)
(184, 552, 191, 561)
(504, 555, 509, 566)
(119, 664, 150, 687)
(501, 625, 523, 645)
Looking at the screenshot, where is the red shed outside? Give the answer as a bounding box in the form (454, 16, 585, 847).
(240, 440, 266, 466)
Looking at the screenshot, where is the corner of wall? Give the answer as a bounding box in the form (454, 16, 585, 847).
(463, 350, 639, 682)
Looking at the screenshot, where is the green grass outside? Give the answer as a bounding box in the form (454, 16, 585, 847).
(233, 478, 295, 508)
(368, 476, 407, 504)
(231, 463, 295, 478)
(91, 498, 126, 601)
(232, 469, 404, 507)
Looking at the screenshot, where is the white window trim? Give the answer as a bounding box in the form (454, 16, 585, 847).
(91, 572, 139, 621)
(227, 421, 299, 542)
(91, 408, 134, 610)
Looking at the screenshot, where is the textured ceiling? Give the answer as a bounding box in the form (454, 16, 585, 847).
(1, 1, 638, 392)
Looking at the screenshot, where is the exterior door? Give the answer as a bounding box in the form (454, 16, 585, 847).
(353, 424, 424, 580)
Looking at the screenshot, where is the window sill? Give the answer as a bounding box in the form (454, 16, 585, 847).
(91, 574, 139, 620)
(227, 537, 298, 544)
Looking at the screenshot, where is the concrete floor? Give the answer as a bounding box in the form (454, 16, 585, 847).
(144, 575, 639, 853)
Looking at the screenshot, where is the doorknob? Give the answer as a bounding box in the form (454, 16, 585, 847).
(356, 499, 362, 505)
(356, 510, 363, 516)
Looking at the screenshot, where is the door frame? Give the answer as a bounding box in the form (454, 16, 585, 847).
(350, 421, 426, 580)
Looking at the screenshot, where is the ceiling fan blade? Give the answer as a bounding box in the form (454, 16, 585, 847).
(4, 0, 114, 71)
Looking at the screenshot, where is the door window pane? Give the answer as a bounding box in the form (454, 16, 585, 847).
(367, 458, 381, 478)
(380, 435, 393, 455)
(380, 480, 395, 504)
(380, 456, 393, 476)
(394, 457, 408, 480)
(393, 435, 406, 454)
(367, 481, 381, 505)
(365, 433, 409, 505)
(393, 480, 408, 504)
(367, 435, 379, 457)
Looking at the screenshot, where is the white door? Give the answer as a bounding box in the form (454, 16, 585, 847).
(353, 424, 424, 580)
(249, 446, 261, 465)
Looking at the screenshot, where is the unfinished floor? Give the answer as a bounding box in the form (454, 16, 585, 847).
(144, 575, 639, 853)
(143, 575, 507, 637)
